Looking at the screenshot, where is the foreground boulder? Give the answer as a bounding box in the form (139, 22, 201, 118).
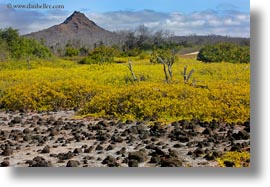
(128, 150, 148, 163)
(28, 156, 52, 167)
(160, 157, 183, 167)
(66, 160, 80, 167)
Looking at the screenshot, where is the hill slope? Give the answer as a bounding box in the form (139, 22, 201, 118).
(24, 11, 120, 51)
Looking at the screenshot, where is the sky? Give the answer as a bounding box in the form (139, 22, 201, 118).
(0, 0, 250, 37)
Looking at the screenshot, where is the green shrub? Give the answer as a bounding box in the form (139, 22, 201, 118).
(79, 47, 89, 56)
(0, 39, 9, 61)
(78, 56, 99, 64)
(65, 47, 79, 57)
(0, 27, 51, 60)
(79, 46, 119, 64)
(121, 48, 141, 57)
(197, 43, 250, 63)
(113, 57, 126, 64)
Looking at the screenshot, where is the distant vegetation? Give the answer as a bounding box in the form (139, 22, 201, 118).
(79, 46, 119, 64)
(0, 26, 250, 65)
(197, 43, 250, 63)
(65, 46, 79, 57)
(171, 35, 250, 47)
(0, 27, 51, 61)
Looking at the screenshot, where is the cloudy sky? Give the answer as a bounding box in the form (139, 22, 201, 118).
(0, 0, 250, 37)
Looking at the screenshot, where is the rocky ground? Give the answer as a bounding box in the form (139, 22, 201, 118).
(0, 111, 250, 167)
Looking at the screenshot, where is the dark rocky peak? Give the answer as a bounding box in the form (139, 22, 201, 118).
(63, 11, 98, 28)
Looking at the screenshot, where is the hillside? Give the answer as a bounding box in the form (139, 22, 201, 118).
(24, 11, 121, 51)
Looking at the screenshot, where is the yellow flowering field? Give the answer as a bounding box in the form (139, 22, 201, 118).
(0, 57, 250, 123)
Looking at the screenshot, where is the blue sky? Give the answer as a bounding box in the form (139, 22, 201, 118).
(1, 0, 250, 13)
(67, 0, 250, 13)
(0, 0, 250, 37)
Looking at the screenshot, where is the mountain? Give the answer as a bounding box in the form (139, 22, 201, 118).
(24, 11, 120, 52)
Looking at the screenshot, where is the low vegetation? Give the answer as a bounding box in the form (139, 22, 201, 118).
(0, 27, 51, 60)
(79, 46, 119, 64)
(197, 43, 250, 63)
(217, 151, 250, 167)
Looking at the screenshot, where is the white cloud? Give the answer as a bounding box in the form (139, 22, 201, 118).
(86, 10, 250, 37)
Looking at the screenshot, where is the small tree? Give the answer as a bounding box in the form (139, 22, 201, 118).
(136, 25, 151, 49)
(155, 49, 178, 83)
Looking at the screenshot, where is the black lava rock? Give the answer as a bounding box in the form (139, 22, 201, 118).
(95, 144, 104, 151)
(116, 147, 126, 155)
(125, 120, 133, 124)
(84, 146, 94, 153)
(149, 156, 160, 164)
(97, 120, 109, 128)
(224, 161, 235, 167)
(178, 135, 190, 143)
(23, 134, 32, 142)
(193, 148, 205, 157)
(12, 116, 22, 124)
(153, 147, 166, 156)
(128, 126, 138, 134)
(29, 156, 52, 167)
(66, 160, 80, 167)
(57, 151, 74, 160)
(202, 128, 212, 135)
(128, 150, 148, 163)
(106, 144, 115, 151)
(160, 157, 182, 167)
(1, 160, 10, 167)
(2, 147, 13, 156)
(102, 156, 120, 167)
(204, 153, 215, 161)
(232, 130, 250, 140)
(173, 144, 182, 148)
(168, 149, 179, 158)
(128, 159, 139, 167)
(23, 128, 31, 134)
(73, 148, 82, 154)
(41, 145, 50, 154)
(112, 136, 124, 143)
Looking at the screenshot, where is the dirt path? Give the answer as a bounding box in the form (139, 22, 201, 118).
(183, 51, 199, 56)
